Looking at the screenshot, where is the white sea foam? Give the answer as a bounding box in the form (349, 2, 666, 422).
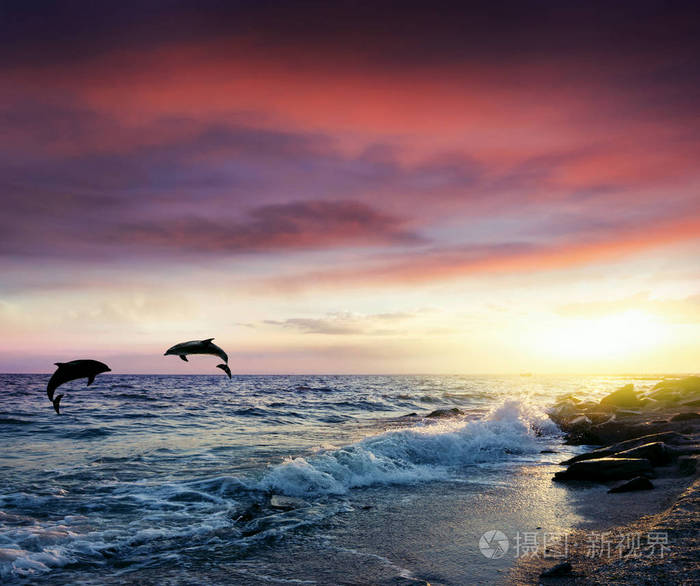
(259, 399, 558, 497)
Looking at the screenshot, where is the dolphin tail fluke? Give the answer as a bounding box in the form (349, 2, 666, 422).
(216, 364, 232, 379)
(179, 355, 188, 362)
(53, 394, 64, 414)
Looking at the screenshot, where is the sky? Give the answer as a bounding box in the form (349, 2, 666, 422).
(1, 0, 699, 374)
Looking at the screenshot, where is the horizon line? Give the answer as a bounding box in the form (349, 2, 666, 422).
(1, 371, 696, 377)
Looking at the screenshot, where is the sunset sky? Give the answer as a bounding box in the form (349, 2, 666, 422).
(1, 1, 699, 374)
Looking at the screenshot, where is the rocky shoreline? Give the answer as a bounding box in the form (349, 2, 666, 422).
(510, 375, 700, 585)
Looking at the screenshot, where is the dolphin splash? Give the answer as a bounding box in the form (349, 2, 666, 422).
(164, 338, 231, 378)
(47, 360, 111, 414)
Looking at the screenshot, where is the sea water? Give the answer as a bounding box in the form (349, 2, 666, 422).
(0, 374, 662, 584)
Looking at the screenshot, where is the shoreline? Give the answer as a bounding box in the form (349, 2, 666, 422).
(510, 376, 700, 584)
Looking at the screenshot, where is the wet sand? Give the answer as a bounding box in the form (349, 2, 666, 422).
(510, 377, 700, 585)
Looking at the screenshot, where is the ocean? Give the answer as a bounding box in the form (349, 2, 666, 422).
(0, 374, 660, 584)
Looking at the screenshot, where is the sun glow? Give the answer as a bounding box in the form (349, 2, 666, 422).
(532, 310, 670, 361)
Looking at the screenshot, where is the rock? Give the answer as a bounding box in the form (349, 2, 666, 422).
(641, 397, 663, 410)
(560, 415, 594, 443)
(554, 457, 653, 482)
(539, 561, 573, 578)
(646, 377, 700, 406)
(647, 387, 682, 403)
(269, 495, 307, 510)
(678, 455, 698, 476)
(576, 420, 629, 444)
(548, 401, 579, 425)
(561, 431, 689, 465)
(613, 431, 689, 448)
(651, 376, 700, 397)
(670, 412, 700, 422)
(608, 476, 654, 493)
(614, 409, 643, 418)
(400, 412, 418, 418)
(581, 419, 676, 445)
(586, 412, 615, 425)
(540, 449, 558, 454)
(570, 415, 592, 426)
(613, 442, 671, 466)
(426, 407, 464, 418)
(562, 450, 615, 465)
(562, 415, 591, 432)
(561, 431, 688, 466)
(672, 443, 700, 456)
(599, 384, 642, 409)
(234, 502, 262, 523)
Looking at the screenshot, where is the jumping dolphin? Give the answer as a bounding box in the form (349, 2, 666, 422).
(216, 364, 232, 379)
(47, 360, 111, 414)
(164, 338, 231, 377)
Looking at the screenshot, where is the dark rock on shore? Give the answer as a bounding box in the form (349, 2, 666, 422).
(608, 476, 654, 493)
(599, 383, 643, 409)
(678, 455, 698, 476)
(539, 561, 573, 578)
(670, 412, 700, 422)
(587, 412, 615, 425)
(561, 415, 592, 441)
(613, 442, 671, 466)
(554, 457, 653, 482)
(561, 431, 688, 465)
(580, 419, 686, 445)
(426, 407, 464, 418)
(647, 376, 700, 403)
(549, 378, 700, 506)
(549, 376, 700, 445)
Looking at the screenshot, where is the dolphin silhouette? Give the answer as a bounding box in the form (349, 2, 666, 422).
(47, 360, 111, 414)
(216, 364, 232, 379)
(164, 339, 230, 375)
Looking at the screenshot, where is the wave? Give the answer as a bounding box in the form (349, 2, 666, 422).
(0, 399, 558, 581)
(258, 399, 558, 497)
(63, 427, 112, 439)
(0, 418, 33, 426)
(294, 385, 334, 393)
(112, 392, 160, 401)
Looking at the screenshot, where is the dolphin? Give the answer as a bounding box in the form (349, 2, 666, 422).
(47, 360, 111, 414)
(216, 364, 232, 379)
(164, 339, 230, 376)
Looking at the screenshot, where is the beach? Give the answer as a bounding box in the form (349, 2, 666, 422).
(511, 376, 700, 585)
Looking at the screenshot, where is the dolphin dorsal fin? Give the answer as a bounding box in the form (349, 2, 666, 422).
(202, 338, 215, 344)
(54, 362, 65, 367)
